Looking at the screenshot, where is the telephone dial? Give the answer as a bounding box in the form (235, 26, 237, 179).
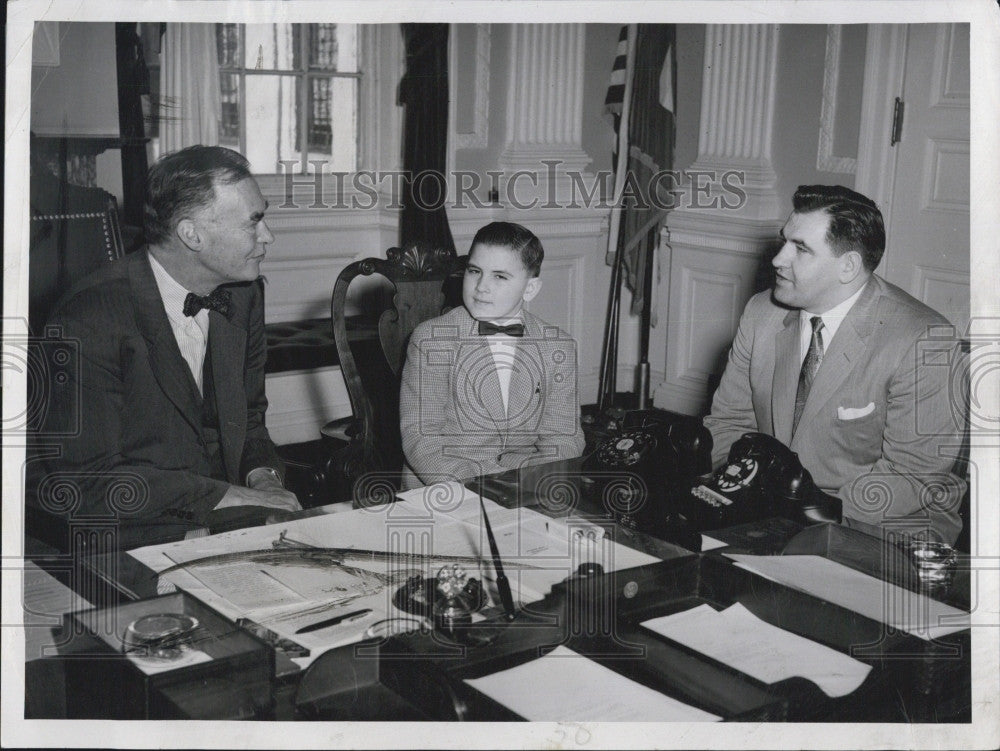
(584, 415, 713, 478)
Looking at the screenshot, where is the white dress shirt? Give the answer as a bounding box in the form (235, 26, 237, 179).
(148, 253, 210, 394)
(483, 317, 522, 414)
(799, 282, 868, 364)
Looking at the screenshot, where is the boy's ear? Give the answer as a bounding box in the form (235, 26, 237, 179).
(522, 276, 542, 302)
(176, 218, 202, 251)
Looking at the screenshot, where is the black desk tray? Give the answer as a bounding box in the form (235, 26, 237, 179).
(63, 591, 275, 719)
(295, 552, 969, 722)
(296, 603, 787, 722)
(575, 554, 970, 722)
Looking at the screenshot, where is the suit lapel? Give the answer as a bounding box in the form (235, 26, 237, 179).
(771, 309, 800, 444)
(794, 279, 880, 436)
(507, 312, 544, 427)
(208, 309, 247, 482)
(129, 252, 203, 434)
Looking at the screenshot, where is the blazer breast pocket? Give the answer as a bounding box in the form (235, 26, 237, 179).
(830, 401, 881, 463)
(837, 402, 876, 421)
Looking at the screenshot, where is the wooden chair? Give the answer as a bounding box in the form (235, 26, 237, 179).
(320, 242, 464, 505)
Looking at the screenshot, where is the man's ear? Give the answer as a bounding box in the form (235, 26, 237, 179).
(522, 276, 542, 302)
(176, 218, 202, 251)
(839, 250, 864, 284)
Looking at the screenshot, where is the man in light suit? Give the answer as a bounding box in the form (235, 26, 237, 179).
(704, 185, 966, 543)
(38, 146, 300, 547)
(400, 222, 585, 489)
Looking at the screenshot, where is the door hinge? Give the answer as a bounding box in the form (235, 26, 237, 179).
(890, 97, 905, 146)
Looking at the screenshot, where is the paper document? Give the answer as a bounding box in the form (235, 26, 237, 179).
(726, 554, 970, 641)
(642, 603, 872, 697)
(128, 481, 662, 666)
(464, 645, 721, 721)
(700, 534, 728, 552)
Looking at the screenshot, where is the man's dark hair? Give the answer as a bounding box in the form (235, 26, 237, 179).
(792, 185, 886, 271)
(144, 145, 253, 246)
(470, 221, 544, 277)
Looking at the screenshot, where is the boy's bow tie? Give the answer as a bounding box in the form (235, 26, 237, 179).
(477, 320, 524, 337)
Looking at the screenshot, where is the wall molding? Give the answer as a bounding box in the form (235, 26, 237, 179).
(922, 136, 970, 214)
(817, 25, 858, 175)
(265, 366, 351, 446)
(930, 24, 970, 109)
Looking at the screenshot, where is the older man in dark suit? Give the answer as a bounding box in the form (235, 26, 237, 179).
(39, 145, 300, 547)
(704, 185, 966, 544)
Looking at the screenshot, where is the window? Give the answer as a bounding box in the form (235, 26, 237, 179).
(146, 23, 360, 175)
(217, 24, 359, 174)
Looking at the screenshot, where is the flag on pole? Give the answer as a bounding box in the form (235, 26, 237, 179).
(604, 24, 676, 320)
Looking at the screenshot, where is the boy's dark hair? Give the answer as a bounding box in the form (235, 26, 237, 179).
(145, 145, 253, 246)
(792, 184, 886, 271)
(470, 222, 544, 277)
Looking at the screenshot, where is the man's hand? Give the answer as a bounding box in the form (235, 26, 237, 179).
(213, 485, 303, 513)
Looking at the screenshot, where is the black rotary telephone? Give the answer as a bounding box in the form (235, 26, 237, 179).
(584, 416, 713, 479)
(651, 432, 840, 549)
(691, 432, 819, 513)
(581, 415, 714, 532)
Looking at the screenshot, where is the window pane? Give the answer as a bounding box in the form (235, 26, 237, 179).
(308, 76, 356, 172)
(217, 24, 241, 69)
(309, 24, 358, 72)
(245, 75, 300, 173)
(244, 24, 299, 71)
(309, 25, 338, 70)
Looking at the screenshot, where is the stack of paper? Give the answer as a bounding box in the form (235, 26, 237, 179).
(464, 645, 721, 721)
(642, 603, 872, 697)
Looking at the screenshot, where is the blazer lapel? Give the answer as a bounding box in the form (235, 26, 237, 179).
(771, 309, 800, 445)
(507, 342, 536, 428)
(129, 252, 203, 433)
(794, 279, 880, 437)
(208, 309, 247, 483)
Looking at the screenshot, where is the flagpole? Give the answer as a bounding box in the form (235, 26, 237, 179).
(598, 24, 638, 415)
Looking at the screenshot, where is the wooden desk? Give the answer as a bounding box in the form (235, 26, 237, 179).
(29, 460, 972, 723)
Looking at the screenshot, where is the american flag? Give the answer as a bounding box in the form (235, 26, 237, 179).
(604, 24, 676, 315)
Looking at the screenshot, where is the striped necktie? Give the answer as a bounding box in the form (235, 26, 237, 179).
(792, 316, 825, 434)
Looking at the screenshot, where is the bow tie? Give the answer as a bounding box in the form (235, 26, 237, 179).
(477, 320, 524, 337)
(183, 288, 233, 319)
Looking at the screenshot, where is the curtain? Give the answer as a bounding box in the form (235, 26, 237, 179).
(160, 24, 221, 153)
(398, 24, 456, 253)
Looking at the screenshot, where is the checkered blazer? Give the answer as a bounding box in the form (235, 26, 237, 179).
(400, 305, 585, 489)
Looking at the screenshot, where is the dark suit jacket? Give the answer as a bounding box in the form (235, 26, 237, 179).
(400, 306, 585, 489)
(37, 249, 283, 546)
(704, 275, 966, 543)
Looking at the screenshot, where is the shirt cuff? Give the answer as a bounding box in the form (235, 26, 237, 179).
(246, 466, 283, 489)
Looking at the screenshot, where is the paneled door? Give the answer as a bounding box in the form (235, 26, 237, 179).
(861, 24, 970, 330)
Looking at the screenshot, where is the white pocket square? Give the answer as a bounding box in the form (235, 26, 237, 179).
(838, 402, 875, 420)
